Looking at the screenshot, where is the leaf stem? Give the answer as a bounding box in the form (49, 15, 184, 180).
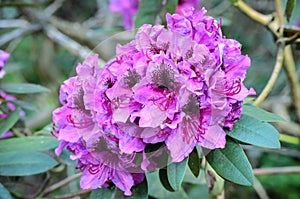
(254, 43, 285, 106)
(42, 173, 82, 196)
(253, 166, 300, 175)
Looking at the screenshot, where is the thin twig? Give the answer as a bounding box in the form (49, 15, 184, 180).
(232, 0, 272, 26)
(253, 166, 300, 175)
(283, 46, 300, 122)
(253, 177, 270, 199)
(43, 173, 82, 195)
(254, 43, 285, 106)
(43, 189, 91, 199)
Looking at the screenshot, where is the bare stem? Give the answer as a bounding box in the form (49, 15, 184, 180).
(283, 46, 300, 122)
(42, 173, 82, 195)
(253, 177, 270, 199)
(254, 43, 285, 106)
(232, 0, 273, 25)
(253, 166, 300, 175)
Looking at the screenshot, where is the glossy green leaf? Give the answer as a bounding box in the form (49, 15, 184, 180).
(135, 0, 162, 28)
(167, 157, 188, 191)
(89, 188, 115, 199)
(0, 83, 50, 94)
(0, 151, 58, 176)
(125, 178, 148, 199)
(285, 0, 295, 22)
(0, 183, 12, 199)
(242, 104, 285, 122)
(0, 107, 20, 137)
(206, 139, 254, 186)
(226, 114, 281, 149)
(0, 136, 58, 152)
(183, 167, 206, 185)
(159, 168, 175, 192)
(188, 147, 201, 177)
(146, 171, 188, 199)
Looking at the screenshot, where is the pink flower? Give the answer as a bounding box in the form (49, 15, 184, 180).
(52, 7, 254, 195)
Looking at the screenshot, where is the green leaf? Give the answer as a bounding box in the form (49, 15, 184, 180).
(0, 183, 12, 199)
(0, 107, 20, 137)
(135, 0, 162, 28)
(285, 0, 295, 22)
(4, 100, 38, 111)
(226, 114, 281, 149)
(0, 136, 58, 152)
(146, 171, 188, 199)
(125, 178, 148, 199)
(242, 104, 285, 122)
(188, 147, 201, 177)
(0, 83, 50, 94)
(89, 188, 115, 199)
(183, 167, 206, 185)
(229, 0, 240, 4)
(206, 139, 254, 186)
(160, 0, 178, 25)
(0, 151, 58, 176)
(167, 157, 188, 191)
(159, 168, 176, 192)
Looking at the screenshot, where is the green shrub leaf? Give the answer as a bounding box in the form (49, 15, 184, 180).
(135, 0, 162, 28)
(0, 151, 58, 176)
(125, 178, 148, 199)
(188, 147, 201, 178)
(0, 136, 58, 152)
(89, 188, 115, 199)
(0, 83, 50, 94)
(0, 183, 12, 199)
(206, 139, 254, 186)
(242, 104, 285, 122)
(0, 107, 20, 137)
(159, 168, 176, 192)
(285, 0, 295, 22)
(167, 157, 188, 191)
(226, 114, 281, 149)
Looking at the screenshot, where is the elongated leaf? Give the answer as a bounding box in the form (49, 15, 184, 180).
(125, 178, 148, 199)
(242, 104, 284, 122)
(0, 107, 20, 137)
(205, 163, 224, 196)
(0, 183, 12, 199)
(135, 0, 162, 28)
(167, 157, 188, 191)
(206, 139, 254, 186)
(0, 83, 50, 94)
(159, 168, 175, 192)
(227, 115, 281, 149)
(285, 0, 295, 22)
(0, 151, 57, 176)
(188, 147, 201, 177)
(0, 136, 58, 152)
(89, 188, 115, 199)
(146, 171, 188, 199)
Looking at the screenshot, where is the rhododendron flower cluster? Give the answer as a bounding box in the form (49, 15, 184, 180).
(52, 7, 254, 195)
(109, 0, 200, 30)
(0, 50, 18, 139)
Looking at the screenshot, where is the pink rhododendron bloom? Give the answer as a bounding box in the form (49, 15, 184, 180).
(52, 7, 254, 195)
(109, 0, 200, 30)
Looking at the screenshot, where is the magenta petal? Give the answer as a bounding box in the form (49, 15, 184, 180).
(112, 170, 134, 196)
(198, 124, 226, 149)
(166, 128, 196, 162)
(139, 104, 167, 128)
